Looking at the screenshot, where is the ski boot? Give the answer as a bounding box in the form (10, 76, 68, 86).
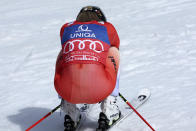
(97, 95, 121, 130)
(61, 99, 81, 131)
(64, 115, 81, 131)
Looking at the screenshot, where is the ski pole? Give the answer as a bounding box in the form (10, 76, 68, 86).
(25, 104, 61, 131)
(119, 93, 155, 131)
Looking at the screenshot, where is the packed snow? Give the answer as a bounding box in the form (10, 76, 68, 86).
(1, 0, 196, 131)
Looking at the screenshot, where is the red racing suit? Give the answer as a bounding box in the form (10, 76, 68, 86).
(54, 20, 120, 104)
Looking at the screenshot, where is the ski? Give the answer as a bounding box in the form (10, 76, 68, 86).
(110, 88, 151, 130)
(97, 88, 151, 131)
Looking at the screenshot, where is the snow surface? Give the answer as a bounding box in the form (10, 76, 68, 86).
(1, 0, 196, 131)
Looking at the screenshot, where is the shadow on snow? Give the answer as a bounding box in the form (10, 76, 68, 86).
(8, 107, 64, 131)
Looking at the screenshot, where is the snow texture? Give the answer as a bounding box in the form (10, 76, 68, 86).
(1, 0, 196, 131)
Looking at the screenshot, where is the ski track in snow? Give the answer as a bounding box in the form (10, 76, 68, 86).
(1, 0, 196, 131)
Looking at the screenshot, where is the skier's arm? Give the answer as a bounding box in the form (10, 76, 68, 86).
(106, 23, 120, 49)
(55, 24, 67, 71)
(60, 24, 67, 39)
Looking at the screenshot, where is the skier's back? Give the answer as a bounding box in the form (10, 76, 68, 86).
(54, 6, 121, 130)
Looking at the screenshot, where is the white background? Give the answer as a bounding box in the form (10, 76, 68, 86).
(0, 0, 196, 130)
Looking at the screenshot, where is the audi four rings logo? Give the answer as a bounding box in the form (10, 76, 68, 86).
(76, 25, 92, 32)
(63, 40, 104, 54)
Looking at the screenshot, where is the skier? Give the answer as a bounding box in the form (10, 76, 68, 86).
(54, 6, 120, 130)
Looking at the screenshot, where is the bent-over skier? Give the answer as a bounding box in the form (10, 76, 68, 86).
(54, 6, 120, 131)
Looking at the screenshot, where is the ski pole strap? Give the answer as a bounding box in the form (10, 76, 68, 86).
(26, 104, 61, 131)
(119, 93, 155, 131)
